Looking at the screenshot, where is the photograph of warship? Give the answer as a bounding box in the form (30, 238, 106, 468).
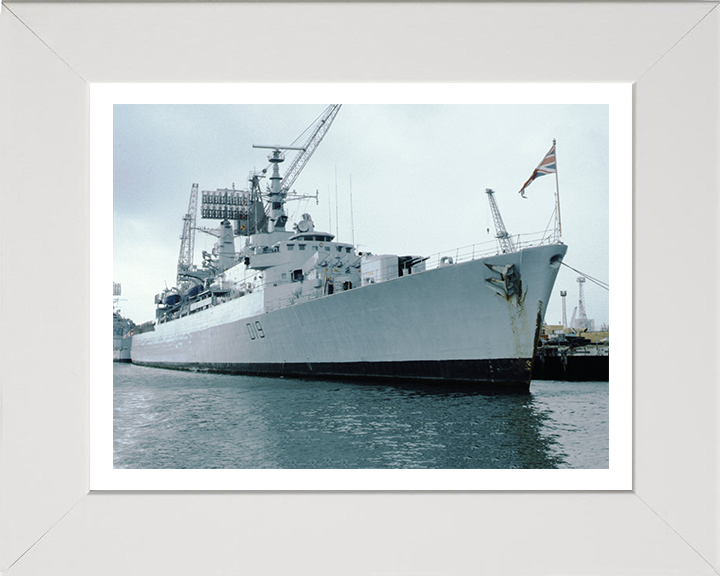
(130, 105, 567, 391)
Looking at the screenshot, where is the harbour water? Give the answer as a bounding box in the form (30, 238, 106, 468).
(114, 363, 608, 469)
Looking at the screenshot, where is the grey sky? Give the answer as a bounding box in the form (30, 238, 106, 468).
(114, 103, 610, 328)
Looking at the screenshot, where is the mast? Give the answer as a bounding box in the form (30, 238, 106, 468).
(252, 145, 305, 232)
(518, 139, 561, 244)
(553, 138, 562, 242)
(253, 104, 342, 235)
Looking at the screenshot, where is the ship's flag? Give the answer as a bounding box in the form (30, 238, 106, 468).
(519, 142, 556, 198)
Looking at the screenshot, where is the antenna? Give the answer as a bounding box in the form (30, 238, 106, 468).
(350, 174, 356, 247)
(328, 184, 332, 233)
(335, 165, 339, 240)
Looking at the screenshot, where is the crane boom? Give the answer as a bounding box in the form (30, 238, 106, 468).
(485, 188, 516, 254)
(193, 225, 221, 238)
(281, 104, 342, 194)
(177, 183, 199, 283)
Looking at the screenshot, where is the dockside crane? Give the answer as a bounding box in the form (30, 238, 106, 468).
(177, 183, 199, 285)
(485, 188, 516, 254)
(281, 104, 342, 195)
(193, 225, 221, 238)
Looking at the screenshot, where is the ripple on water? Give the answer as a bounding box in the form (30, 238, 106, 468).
(113, 364, 608, 469)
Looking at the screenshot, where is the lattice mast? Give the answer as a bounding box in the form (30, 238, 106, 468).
(560, 290, 568, 330)
(485, 188, 515, 254)
(177, 183, 199, 284)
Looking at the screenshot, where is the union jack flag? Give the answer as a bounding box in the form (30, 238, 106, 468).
(519, 142, 556, 198)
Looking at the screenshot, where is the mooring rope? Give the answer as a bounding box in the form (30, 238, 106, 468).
(560, 261, 609, 290)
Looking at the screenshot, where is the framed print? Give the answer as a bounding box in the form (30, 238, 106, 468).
(91, 83, 630, 492)
(1, 2, 718, 575)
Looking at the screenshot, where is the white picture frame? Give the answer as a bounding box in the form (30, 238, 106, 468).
(1, 2, 718, 574)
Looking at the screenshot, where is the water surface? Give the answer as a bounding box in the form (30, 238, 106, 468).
(114, 363, 608, 469)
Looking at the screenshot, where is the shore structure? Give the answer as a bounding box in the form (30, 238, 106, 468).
(534, 327, 609, 381)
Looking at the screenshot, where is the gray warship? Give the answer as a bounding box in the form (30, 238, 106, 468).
(131, 106, 567, 390)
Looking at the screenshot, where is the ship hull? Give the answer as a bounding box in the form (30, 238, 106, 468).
(113, 347, 132, 363)
(132, 243, 567, 390)
(132, 358, 534, 389)
(113, 315, 134, 362)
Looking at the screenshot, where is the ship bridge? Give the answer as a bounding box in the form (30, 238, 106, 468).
(288, 233, 335, 242)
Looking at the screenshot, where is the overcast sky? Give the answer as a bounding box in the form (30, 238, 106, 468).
(114, 103, 610, 328)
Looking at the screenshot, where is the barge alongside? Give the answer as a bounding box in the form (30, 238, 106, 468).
(533, 334, 609, 381)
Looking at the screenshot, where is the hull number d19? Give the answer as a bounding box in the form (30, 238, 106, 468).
(246, 321, 265, 340)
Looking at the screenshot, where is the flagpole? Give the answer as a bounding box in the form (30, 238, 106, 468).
(553, 138, 562, 242)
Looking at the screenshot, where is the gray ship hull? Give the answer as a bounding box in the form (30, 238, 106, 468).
(113, 345, 132, 363)
(132, 243, 566, 390)
(113, 313, 134, 362)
